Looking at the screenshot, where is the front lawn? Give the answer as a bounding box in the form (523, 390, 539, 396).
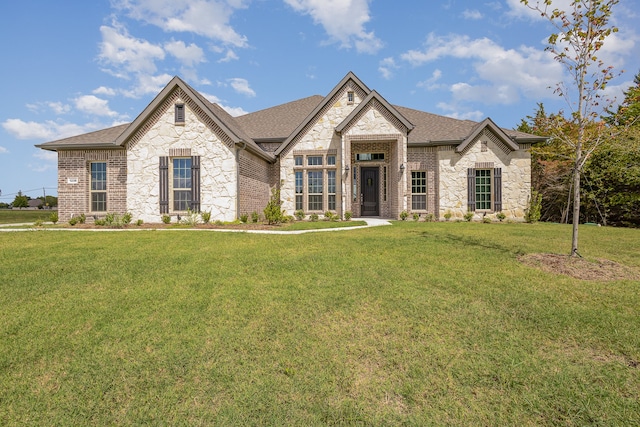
(1, 222, 639, 425)
(0, 209, 53, 224)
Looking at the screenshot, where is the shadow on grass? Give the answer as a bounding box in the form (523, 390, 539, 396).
(420, 231, 526, 256)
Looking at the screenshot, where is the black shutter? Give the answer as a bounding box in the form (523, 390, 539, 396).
(190, 156, 201, 212)
(494, 168, 502, 212)
(467, 168, 476, 211)
(159, 156, 169, 214)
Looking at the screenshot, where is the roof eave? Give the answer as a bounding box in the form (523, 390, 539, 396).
(35, 142, 122, 151)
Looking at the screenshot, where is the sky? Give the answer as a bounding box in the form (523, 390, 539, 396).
(1, 0, 638, 201)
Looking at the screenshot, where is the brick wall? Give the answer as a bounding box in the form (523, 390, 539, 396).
(57, 149, 127, 221)
(407, 147, 438, 218)
(238, 149, 273, 216)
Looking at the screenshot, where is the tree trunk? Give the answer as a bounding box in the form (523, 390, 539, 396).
(571, 150, 582, 257)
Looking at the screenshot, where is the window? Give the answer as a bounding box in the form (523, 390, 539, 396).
(347, 91, 354, 104)
(172, 158, 192, 211)
(307, 156, 323, 166)
(295, 171, 303, 211)
(475, 169, 492, 210)
(90, 162, 107, 212)
(175, 104, 185, 124)
(294, 153, 336, 212)
(356, 153, 384, 161)
(383, 166, 387, 202)
(468, 167, 501, 212)
(159, 156, 200, 214)
(308, 171, 323, 211)
(327, 170, 336, 210)
(411, 171, 427, 210)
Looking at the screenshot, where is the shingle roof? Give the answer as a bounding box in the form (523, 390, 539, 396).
(37, 73, 544, 153)
(235, 95, 324, 141)
(37, 123, 130, 150)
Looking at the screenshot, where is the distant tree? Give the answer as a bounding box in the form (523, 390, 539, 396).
(520, 0, 620, 256)
(12, 194, 28, 209)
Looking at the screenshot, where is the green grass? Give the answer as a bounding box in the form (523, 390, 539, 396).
(0, 209, 52, 224)
(1, 222, 639, 425)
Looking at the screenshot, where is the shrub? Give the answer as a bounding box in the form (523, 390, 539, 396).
(201, 211, 211, 224)
(344, 211, 352, 221)
(525, 191, 543, 223)
(49, 212, 58, 224)
(295, 210, 305, 221)
(94, 219, 106, 226)
(161, 214, 171, 224)
(33, 219, 44, 227)
(464, 212, 474, 222)
(400, 210, 408, 221)
(425, 213, 435, 222)
(180, 209, 200, 226)
(251, 211, 260, 223)
(412, 213, 420, 221)
(136, 219, 144, 226)
(239, 213, 249, 223)
(264, 187, 285, 225)
(496, 212, 506, 222)
(324, 211, 334, 221)
(78, 213, 86, 224)
(444, 211, 452, 221)
(68, 217, 78, 226)
(214, 220, 224, 226)
(310, 213, 319, 222)
(482, 216, 492, 224)
(122, 212, 132, 225)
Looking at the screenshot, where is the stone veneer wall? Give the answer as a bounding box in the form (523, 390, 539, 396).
(438, 130, 531, 220)
(279, 83, 364, 215)
(126, 89, 237, 223)
(238, 149, 274, 216)
(343, 103, 408, 219)
(407, 147, 438, 217)
(57, 149, 127, 222)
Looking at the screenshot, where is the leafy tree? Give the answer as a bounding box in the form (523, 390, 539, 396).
(520, 0, 620, 256)
(12, 194, 28, 209)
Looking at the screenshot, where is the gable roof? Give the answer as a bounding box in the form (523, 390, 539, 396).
(36, 123, 130, 151)
(235, 95, 324, 142)
(336, 90, 415, 135)
(274, 71, 372, 156)
(37, 72, 545, 156)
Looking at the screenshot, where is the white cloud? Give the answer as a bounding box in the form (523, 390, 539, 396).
(121, 73, 173, 98)
(113, 0, 249, 47)
(462, 9, 483, 20)
(26, 102, 71, 115)
(218, 49, 239, 63)
(93, 86, 116, 96)
(2, 119, 96, 141)
(74, 95, 118, 117)
(436, 102, 484, 121)
(0, 146, 8, 154)
(98, 21, 165, 77)
(220, 104, 248, 116)
(378, 57, 398, 80)
(228, 78, 256, 97)
(401, 33, 563, 104)
(165, 40, 206, 67)
(283, 0, 383, 54)
(417, 69, 443, 90)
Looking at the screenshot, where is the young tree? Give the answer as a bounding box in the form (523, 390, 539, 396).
(520, 0, 620, 256)
(12, 194, 28, 209)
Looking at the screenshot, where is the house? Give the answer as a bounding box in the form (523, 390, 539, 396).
(37, 72, 544, 223)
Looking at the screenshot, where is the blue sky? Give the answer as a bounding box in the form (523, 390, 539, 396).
(1, 0, 638, 201)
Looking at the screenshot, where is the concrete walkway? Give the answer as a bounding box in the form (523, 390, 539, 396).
(0, 218, 392, 234)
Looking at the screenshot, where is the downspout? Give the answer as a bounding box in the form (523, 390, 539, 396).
(236, 141, 247, 219)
